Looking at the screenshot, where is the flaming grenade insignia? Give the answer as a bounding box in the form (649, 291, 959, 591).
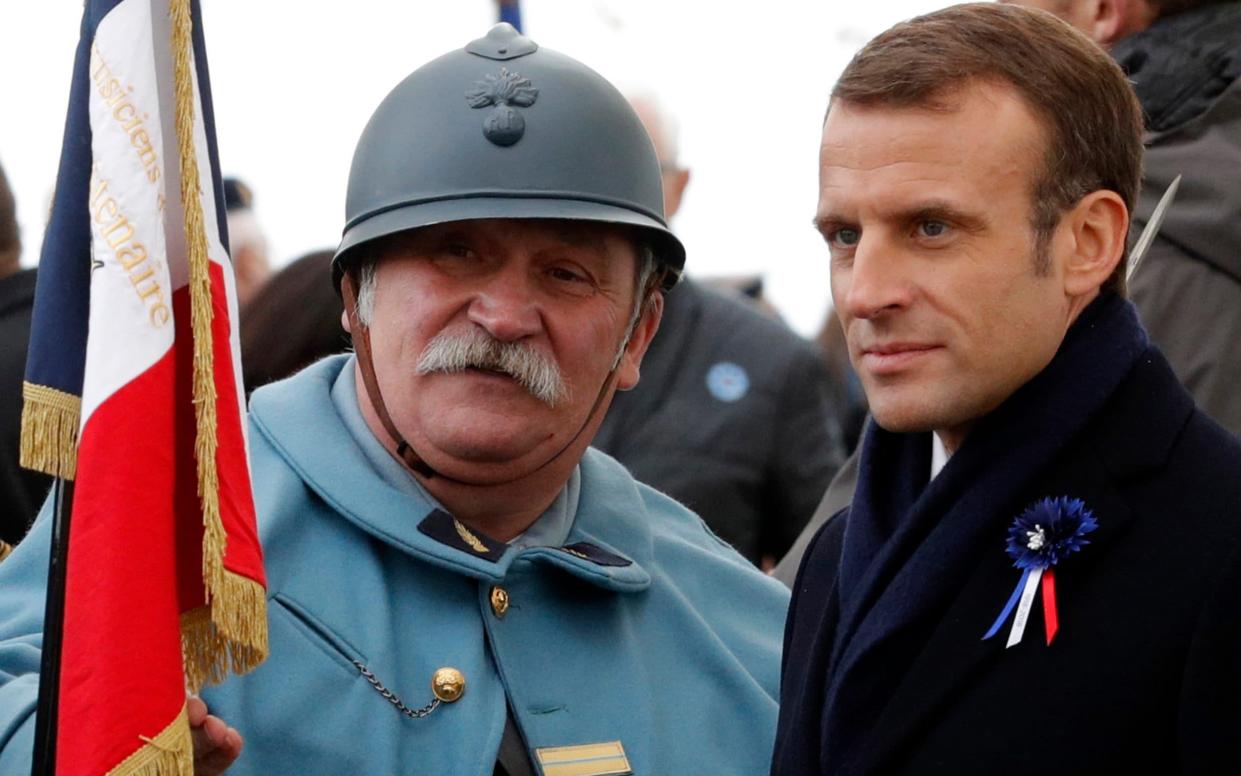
(466, 68, 539, 147)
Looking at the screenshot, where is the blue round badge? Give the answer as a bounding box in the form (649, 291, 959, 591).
(705, 362, 749, 403)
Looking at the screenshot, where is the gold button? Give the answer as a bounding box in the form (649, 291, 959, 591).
(490, 586, 510, 618)
(431, 667, 465, 703)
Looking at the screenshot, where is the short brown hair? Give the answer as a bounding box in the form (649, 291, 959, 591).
(832, 3, 1144, 295)
(0, 160, 18, 271)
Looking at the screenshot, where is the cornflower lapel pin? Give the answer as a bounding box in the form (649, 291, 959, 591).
(983, 496, 1098, 648)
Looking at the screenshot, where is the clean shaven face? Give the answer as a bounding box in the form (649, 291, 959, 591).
(816, 82, 1075, 451)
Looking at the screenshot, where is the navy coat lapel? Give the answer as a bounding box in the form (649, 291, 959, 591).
(851, 450, 1136, 773)
(848, 351, 1194, 774)
(773, 513, 848, 774)
(818, 296, 1154, 773)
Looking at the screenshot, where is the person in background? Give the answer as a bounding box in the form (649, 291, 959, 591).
(775, 0, 1241, 585)
(239, 249, 351, 395)
(1005, 0, 1241, 436)
(592, 93, 845, 570)
(0, 159, 51, 551)
(815, 315, 867, 453)
(223, 177, 271, 307)
(772, 6, 1241, 773)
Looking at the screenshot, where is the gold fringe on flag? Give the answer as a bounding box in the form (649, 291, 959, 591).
(106, 704, 192, 776)
(19, 382, 80, 479)
(169, 0, 267, 685)
(180, 573, 270, 693)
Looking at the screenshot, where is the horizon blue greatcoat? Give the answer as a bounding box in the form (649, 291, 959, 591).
(0, 356, 788, 774)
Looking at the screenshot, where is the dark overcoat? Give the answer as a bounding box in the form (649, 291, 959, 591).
(773, 348, 1241, 774)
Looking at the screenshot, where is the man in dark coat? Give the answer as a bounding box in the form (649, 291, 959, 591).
(593, 95, 844, 568)
(775, 0, 1241, 584)
(772, 5, 1241, 774)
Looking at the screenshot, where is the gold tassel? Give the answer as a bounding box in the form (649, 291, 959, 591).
(168, 0, 267, 692)
(169, 0, 223, 603)
(181, 571, 269, 693)
(19, 382, 80, 479)
(0, 540, 12, 564)
(105, 704, 192, 776)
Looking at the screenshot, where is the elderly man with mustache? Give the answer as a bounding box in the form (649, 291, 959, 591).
(0, 24, 788, 776)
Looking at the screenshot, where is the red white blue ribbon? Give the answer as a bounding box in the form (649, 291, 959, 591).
(983, 567, 1059, 647)
(983, 496, 1094, 647)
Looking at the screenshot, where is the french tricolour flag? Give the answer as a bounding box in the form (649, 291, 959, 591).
(21, 0, 267, 772)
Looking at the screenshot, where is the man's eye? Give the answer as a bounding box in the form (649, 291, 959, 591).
(445, 243, 476, 259)
(918, 220, 949, 238)
(548, 266, 588, 284)
(830, 228, 861, 248)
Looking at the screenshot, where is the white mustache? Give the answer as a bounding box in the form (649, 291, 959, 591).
(416, 328, 569, 407)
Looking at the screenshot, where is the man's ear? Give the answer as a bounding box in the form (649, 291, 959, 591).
(615, 292, 664, 391)
(1090, 0, 1152, 46)
(1060, 189, 1129, 297)
(341, 308, 353, 334)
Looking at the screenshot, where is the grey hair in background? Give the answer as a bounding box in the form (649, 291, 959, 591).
(625, 90, 681, 169)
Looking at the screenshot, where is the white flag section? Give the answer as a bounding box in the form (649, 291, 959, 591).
(81, 0, 174, 424)
(81, 0, 246, 446)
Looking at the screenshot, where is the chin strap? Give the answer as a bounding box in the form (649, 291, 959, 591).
(341, 272, 437, 477)
(339, 269, 656, 487)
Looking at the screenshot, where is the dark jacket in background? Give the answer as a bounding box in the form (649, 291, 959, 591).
(0, 269, 52, 544)
(1122, 2, 1241, 436)
(593, 279, 844, 565)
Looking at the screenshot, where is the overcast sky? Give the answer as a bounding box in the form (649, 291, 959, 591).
(1, 1, 949, 336)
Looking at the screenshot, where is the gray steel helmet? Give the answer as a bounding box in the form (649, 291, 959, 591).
(333, 23, 685, 291)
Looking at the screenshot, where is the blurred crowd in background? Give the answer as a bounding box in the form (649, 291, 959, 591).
(1, 0, 1238, 580)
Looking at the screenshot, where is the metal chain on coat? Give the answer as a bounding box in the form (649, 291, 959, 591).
(353, 660, 441, 719)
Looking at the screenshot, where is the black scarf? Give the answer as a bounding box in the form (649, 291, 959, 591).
(820, 293, 1149, 773)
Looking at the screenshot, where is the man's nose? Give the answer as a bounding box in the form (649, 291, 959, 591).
(838, 234, 913, 320)
(466, 267, 543, 342)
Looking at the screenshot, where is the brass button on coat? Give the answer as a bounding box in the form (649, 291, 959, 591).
(490, 586, 510, 618)
(431, 667, 465, 703)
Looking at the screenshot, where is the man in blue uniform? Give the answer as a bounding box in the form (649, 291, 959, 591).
(0, 25, 788, 775)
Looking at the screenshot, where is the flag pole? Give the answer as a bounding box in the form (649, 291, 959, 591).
(498, 0, 523, 32)
(31, 478, 74, 775)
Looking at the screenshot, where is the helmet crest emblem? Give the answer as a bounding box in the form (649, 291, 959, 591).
(466, 68, 539, 147)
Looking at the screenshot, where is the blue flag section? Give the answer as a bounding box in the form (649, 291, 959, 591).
(499, 0, 523, 32)
(19, 2, 126, 480)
